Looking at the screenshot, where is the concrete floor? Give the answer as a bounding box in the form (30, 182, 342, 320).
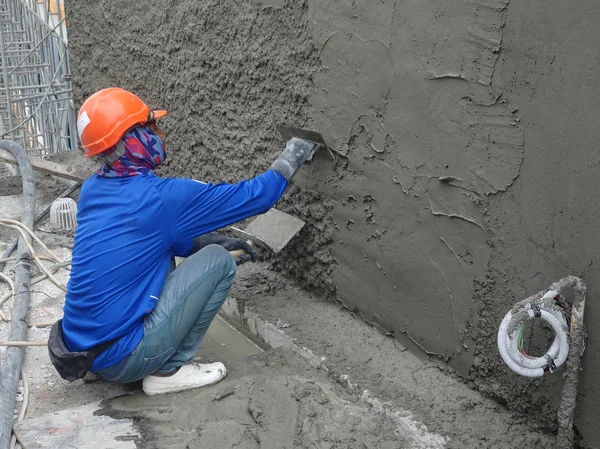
(13, 316, 270, 449)
(11, 280, 408, 449)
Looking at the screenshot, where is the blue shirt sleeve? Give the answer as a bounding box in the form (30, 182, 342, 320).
(160, 169, 288, 244)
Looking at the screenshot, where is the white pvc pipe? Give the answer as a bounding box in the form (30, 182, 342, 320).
(507, 308, 565, 369)
(497, 302, 569, 378)
(498, 311, 544, 377)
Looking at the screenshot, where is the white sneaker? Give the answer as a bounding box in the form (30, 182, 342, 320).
(142, 362, 226, 396)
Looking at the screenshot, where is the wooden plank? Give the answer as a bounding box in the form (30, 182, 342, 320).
(0, 149, 91, 182)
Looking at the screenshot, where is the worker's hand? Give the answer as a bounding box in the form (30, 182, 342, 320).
(269, 138, 317, 182)
(191, 233, 258, 265)
(219, 238, 258, 265)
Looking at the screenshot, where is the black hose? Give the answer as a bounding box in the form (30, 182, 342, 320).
(0, 140, 35, 449)
(0, 182, 81, 273)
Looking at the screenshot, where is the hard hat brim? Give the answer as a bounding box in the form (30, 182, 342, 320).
(152, 110, 168, 120)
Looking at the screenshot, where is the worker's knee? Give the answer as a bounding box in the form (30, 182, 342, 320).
(197, 244, 237, 278)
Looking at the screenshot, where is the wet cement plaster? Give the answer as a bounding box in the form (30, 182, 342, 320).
(94, 350, 403, 449)
(467, 0, 600, 444)
(299, 0, 521, 375)
(64, 0, 599, 445)
(226, 263, 555, 448)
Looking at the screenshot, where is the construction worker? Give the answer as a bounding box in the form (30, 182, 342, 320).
(48, 88, 315, 395)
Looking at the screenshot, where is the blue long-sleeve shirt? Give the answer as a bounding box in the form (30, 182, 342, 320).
(62, 169, 287, 370)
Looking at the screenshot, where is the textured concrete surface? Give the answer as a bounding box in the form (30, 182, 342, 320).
(63, 0, 600, 445)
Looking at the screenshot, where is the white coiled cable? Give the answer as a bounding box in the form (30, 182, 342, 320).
(497, 290, 569, 377)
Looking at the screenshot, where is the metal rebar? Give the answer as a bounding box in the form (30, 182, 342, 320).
(0, 11, 15, 139)
(6, 17, 65, 76)
(9, 82, 68, 89)
(10, 0, 66, 46)
(0, 0, 75, 156)
(1, 45, 67, 138)
(11, 91, 72, 102)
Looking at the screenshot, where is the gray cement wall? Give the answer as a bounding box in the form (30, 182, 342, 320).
(65, 0, 599, 446)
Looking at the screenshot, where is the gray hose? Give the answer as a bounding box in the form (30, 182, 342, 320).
(0, 140, 35, 449)
(0, 182, 81, 273)
(554, 276, 587, 449)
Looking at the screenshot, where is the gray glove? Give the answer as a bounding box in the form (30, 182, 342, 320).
(192, 233, 258, 265)
(269, 137, 317, 181)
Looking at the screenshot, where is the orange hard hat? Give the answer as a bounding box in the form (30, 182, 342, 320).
(77, 87, 167, 157)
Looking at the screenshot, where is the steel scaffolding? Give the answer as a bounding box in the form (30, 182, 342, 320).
(0, 0, 75, 161)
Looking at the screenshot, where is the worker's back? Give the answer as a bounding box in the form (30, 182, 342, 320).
(62, 173, 177, 371)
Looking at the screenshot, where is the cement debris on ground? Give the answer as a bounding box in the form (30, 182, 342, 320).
(16, 350, 406, 449)
(0, 174, 555, 449)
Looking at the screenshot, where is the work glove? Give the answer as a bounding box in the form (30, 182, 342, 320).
(269, 137, 318, 182)
(191, 233, 258, 265)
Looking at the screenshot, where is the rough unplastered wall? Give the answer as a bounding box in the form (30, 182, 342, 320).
(65, 0, 599, 445)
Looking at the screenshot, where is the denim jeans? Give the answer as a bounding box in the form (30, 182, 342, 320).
(94, 244, 236, 383)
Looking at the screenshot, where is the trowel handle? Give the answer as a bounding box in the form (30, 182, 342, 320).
(229, 240, 261, 260)
(229, 248, 247, 259)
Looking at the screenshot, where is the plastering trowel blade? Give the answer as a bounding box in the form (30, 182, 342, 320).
(277, 125, 328, 149)
(277, 124, 338, 160)
(229, 208, 305, 256)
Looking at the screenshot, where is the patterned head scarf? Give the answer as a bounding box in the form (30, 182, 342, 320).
(97, 126, 166, 178)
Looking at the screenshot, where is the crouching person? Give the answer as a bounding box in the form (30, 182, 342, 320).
(48, 88, 314, 395)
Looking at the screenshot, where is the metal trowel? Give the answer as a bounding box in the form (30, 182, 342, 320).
(277, 125, 328, 149)
(228, 208, 305, 259)
(276, 125, 331, 161)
